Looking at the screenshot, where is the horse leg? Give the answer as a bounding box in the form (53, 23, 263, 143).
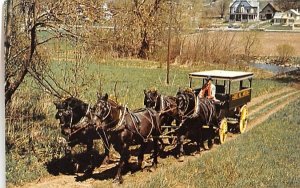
(65, 143, 80, 174)
(196, 134, 202, 154)
(177, 134, 185, 162)
(84, 140, 95, 176)
(114, 142, 129, 184)
(207, 124, 214, 149)
(199, 127, 205, 150)
(138, 142, 147, 170)
(152, 137, 159, 168)
(98, 130, 110, 165)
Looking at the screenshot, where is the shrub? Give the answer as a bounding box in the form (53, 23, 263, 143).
(276, 44, 296, 65)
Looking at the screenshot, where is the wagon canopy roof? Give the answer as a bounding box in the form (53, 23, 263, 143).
(189, 70, 253, 81)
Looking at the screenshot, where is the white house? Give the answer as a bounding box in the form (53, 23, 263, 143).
(229, 0, 260, 22)
(273, 9, 300, 29)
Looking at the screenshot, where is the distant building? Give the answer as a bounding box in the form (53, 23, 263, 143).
(229, 0, 260, 22)
(273, 9, 300, 25)
(273, 9, 300, 30)
(259, 2, 280, 20)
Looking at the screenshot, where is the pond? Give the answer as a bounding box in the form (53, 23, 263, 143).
(251, 63, 298, 74)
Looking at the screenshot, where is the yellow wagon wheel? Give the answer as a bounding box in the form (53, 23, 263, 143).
(239, 105, 248, 133)
(219, 118, 228, 144)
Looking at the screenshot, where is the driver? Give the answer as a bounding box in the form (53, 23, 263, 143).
(199, 76, 217, 101)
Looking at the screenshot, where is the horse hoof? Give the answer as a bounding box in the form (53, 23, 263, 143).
(178, 156, 185, 162)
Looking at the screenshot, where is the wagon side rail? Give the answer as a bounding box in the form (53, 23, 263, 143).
(229, 88, 252, 110)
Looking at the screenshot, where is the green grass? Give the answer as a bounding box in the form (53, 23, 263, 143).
(124, 98, 300, 188)
(5, 59, 291, 186)
(48, 59, 284, 109)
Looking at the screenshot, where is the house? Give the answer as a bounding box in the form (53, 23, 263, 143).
(229, 0, 260, 22)
(260, 2, 280, 20)
(273, 9, 300, 26)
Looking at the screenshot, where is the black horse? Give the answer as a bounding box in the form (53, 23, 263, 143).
(143, 89, 179, 140)
(93, 93, 162, 183)
(175, 89, 218, 161)
(54, 97, 110, 172)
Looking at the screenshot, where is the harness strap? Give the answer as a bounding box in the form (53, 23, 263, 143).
(129, 109, 155, 142)
(161, 95, 165, 111)
(102, 104, 112, 121)
(109, 106, 127, 132)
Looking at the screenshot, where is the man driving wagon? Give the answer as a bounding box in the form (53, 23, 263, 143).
(198, 76, 220, 103)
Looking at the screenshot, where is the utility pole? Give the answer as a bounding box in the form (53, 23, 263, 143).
(166, 0, 173, 85)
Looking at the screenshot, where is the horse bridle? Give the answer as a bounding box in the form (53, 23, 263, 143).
(145, 92, 160, 109)
(94, 100, 126, 131)
(95, 101, 112, 122)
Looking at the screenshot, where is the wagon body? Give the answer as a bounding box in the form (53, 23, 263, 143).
(188, 70, 253, 143)
(188, 70, 253, 113)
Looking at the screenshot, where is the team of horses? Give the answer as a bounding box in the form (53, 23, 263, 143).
(54, 89, 221, 183)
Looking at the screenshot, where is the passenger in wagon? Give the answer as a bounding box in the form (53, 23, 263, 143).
(199, 76, 217, 101)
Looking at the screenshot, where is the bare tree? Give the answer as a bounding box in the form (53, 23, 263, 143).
(241, 31, 260, 59)
(276, 44, 296, 65)
(4, 0, 106, 105)
(274, 0, 299, 11)
(217, 0, 230, 18)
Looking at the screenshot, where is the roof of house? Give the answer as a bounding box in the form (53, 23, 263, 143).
(289, 9, 300, 16)
(260, 2, 280, 12)
(230, 0, 259, 9)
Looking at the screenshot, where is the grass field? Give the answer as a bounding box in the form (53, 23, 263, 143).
(5, 59, 292, 185)
(192, 31, 300, 57)
(123, 98, 300, 188)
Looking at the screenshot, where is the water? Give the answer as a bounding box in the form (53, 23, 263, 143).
(251, 63, 298, 74)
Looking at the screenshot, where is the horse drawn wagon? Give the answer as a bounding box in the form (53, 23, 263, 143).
(188, 70, 254, 144)
(54, 69, 254, 181)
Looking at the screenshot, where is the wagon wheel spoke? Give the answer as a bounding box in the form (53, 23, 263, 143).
(239, 105, 248, 133)
(218, 118, 228, 144)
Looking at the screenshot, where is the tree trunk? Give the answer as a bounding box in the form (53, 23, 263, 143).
(5, 0, 37, 105)
(138, 30, 149, 59)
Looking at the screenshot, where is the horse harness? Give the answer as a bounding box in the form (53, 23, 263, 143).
(158, 95, 177, 117)
(195, 98, 215, 125)
(68, 104, 94, 137)
(178, 92, 196, 119)
(97, 101, 157, 143)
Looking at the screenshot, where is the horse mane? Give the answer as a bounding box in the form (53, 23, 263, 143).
(182, 88, 193, 93)
(146, 87, 157, 93)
